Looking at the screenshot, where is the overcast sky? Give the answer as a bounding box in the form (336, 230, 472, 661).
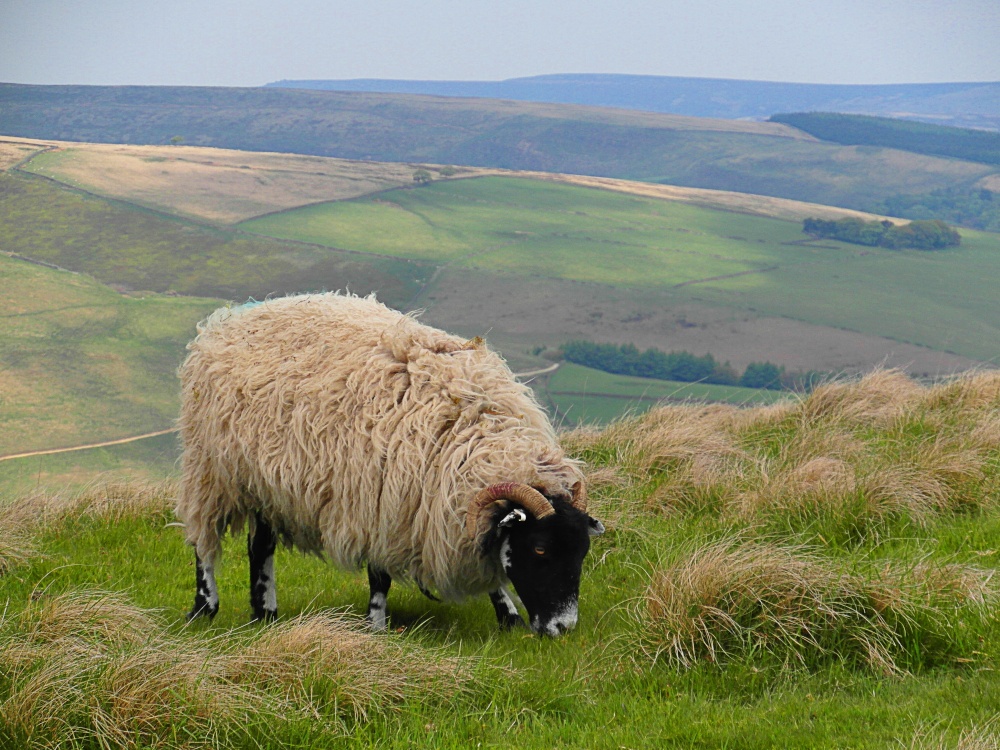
(2, 0, 999, 87)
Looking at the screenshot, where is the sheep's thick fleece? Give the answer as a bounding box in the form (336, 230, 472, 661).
(176, 293, 583, 600)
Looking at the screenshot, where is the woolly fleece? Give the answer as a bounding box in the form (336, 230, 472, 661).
(176, 293, 583, 600)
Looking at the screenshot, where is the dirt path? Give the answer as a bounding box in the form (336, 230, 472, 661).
(0, 428, 179, 463)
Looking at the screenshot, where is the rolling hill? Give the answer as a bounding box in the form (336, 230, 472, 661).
(1, 136, 995, 490)
(1, 84, 996, 213)
(267, 74, 1000, 131)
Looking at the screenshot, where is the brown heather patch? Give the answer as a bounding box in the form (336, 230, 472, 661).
(639, 540, 996, 673)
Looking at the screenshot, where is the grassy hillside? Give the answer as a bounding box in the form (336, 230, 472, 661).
(242, 176, 1000, 364)
(3, 370, 1000, 748)
(0, 252, 217, 458)
(18, 142, 452, 223)
(772, 112, 1000, 166)
(2, 84, 996, 212)
(270, 74, 1000, 131)
(0, 171, 426, 304)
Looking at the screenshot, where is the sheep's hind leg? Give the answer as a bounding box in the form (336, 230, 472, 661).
(187, 553, 219, 620)
(248, 511, 278, 622)
(366, 565, 392, 631)
(489, 587, 525, 630)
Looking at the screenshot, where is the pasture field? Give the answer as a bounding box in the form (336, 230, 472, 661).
(0, 171, 427, 305)
(0, 252, 217, 459)
(3, 371, 1000, 748)
(544, 362, 786, 425)
(242, 176, 1000, 364)
(18, 143, 461, 224)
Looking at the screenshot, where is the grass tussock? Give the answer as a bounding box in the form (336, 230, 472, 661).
(567, 369, 1000, 539)
(0, 479, 175, 572)
(0, 590, 473, 749)
(638, 539, 995, 673)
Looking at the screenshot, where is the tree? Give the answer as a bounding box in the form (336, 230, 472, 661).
(412, 169, 432, 186)
(740, 362, 784, 390)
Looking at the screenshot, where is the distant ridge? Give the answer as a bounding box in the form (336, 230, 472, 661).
(266, 74, 1000, 131)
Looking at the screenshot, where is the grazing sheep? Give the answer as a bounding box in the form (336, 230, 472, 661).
(176, 293, 604, 635)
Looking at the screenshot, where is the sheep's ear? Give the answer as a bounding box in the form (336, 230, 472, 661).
(498, 508, 527, 530)
(587, 517, 605, 537)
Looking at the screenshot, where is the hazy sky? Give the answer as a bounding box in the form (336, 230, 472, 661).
(2, 0, 999, 87)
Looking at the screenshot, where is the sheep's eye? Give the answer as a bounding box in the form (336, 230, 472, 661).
(534, 546, 546, 556)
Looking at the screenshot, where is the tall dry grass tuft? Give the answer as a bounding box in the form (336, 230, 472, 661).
(569, 369, 1000, 536)
(0, 526, 35, 576)
(909, 722, 1000, 750)
(798, 368, 925, 427)
(638, 540, 995, 673)
(0, 480, 176, 572)
(227, 612, 469, 722)
(0, 591, 476, 748)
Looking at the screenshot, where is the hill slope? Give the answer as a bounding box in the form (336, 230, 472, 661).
(267, 74, 1000, 131)
(1, 84, 996, 212)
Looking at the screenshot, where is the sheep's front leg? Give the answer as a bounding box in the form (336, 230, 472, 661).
(489, 587, 525, 630)
(248, 512, 278, 622)
(187, 553, 219, 620)
(366, 565, 392, 631)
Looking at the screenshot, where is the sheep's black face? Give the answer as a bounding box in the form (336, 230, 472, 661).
(488, 497, 604, 636)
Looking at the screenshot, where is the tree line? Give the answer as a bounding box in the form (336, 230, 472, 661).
(875, 188, 999, 233)
(802, 217, 961, 250)
(561, 341, 788, 390)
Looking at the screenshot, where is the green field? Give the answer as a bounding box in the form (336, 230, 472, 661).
(545, 362, 788, 425)
(243, 176, 1000, 363)
(0, 252, 217, 461)
(0, 171, 427, 305)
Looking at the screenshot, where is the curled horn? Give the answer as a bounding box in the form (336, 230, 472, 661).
(465, 482, 554, 538)
(570, 480, 588, 513)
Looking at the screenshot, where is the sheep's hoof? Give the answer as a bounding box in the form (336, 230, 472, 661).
(186, 604, 218, 621)
(498, 613, 527, 631)
(251, 608, 278, 623)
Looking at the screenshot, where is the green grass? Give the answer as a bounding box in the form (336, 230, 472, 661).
(243, 176, 1000, 364)
(0, 171, 427, 306)
(0, 252, 217, 459)
(241, 176, 804, 286)
(546, 362, 787, 426)
(0, 432, 182, 498)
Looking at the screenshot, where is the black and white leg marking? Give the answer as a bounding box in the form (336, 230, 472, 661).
(366, 565, 392, 631)
(489, 587, 525, 629)
(187, 553, 219, 620)
(248, 512, 278, 622)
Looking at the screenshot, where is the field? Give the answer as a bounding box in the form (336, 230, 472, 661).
(0, 252, 216, 460)
(242, 176, 1000, 365)
(543, 362, 787, 425)
(18, 142, 461, 224)
(3, 371, 1000, 748)
(0, 170, 427, 305)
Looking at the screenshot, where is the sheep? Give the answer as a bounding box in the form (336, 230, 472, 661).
(176, 292, 604, 636)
